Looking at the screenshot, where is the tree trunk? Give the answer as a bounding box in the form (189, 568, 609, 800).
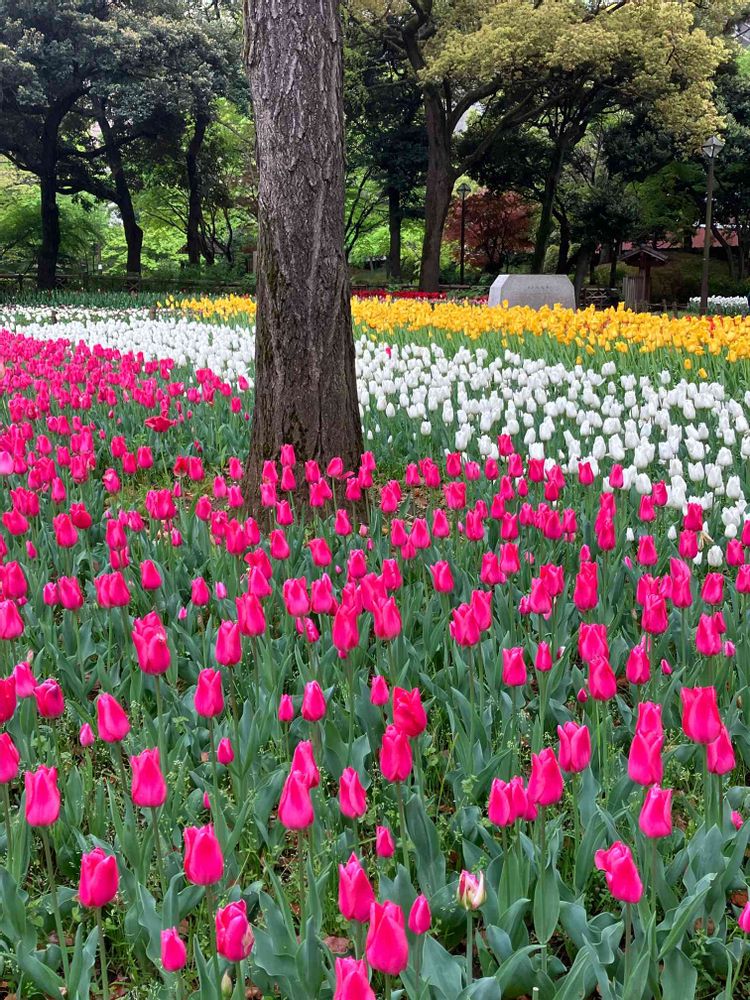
(419, 87, 455, 292)
(609, 242, 619, 288)
(555, 213, 571, 274)
(243, 0, 363, 512)
(186, 114, 209, 266)
(573, 243, 594, 307)
(387, 186, 402, 280)
(37, 114, 62, 290)
(95, 104, 143, 274)
(531, 135, 569, 273)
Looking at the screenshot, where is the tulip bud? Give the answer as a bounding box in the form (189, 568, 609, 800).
(457, 870, 486, 910)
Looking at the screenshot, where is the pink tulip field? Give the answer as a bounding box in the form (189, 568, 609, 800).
(0, 318, 749, 1000)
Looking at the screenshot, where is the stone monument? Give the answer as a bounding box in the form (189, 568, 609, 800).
(488, 274, 576, 310)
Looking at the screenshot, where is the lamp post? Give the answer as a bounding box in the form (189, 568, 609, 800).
(699, 135, 724, 315)
(458, 182, 471, 284)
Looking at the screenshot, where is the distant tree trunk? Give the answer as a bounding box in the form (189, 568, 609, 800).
(573, 243, 594, 306)
(531, 137, 569, 273)
(387, 186, 402, 280)
(94, 102, 143, 274)
(243, 0, 363, 511)
(609, 242, 619, 288)
(186, 114, 209, 266)
(555, 211, 571, 274)
(419, 87, 455, 292)
(37, 109, 67, 290)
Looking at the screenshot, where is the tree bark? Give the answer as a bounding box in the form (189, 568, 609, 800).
(387, 186, 402, 280)
(94, 103, 143, 274)
(573, 243, 594, 306)
(243, 0, 363, 512)
(531, 134, 570, 274)
(186, 114, 209, 266)
(37, 113, 63, 290)
(555, 212, 571, 274)
(419, 86, 455, 292)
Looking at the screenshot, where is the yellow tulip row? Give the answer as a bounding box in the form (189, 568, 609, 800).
(168, 294, 750, 364)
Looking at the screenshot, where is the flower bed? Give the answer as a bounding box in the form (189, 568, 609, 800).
(0, 318, 747, 998)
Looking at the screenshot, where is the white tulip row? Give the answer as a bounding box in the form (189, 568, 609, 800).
(687, 295, 749, 315)
(2, 307, 749, 548)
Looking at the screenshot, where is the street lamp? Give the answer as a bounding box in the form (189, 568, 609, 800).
(699, 135, 725, 315)
(458, 181, 471, 285)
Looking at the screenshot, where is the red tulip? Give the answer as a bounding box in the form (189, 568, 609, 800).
(217, 738, 234, 765)
(557, 722, 591, 773)
(290, 740, 320, 788)
(392, 687, 427, 737)
(161, 928, 187, 972)
(140, 560, 162, 590)
(366, 900, 409, 975)
(430, 561, 454, 593)
(24, 766, 61, 826)
(194, 669, 224, 718)
(278, 694, 294, 723)
(681, 687, 722, 744)
(96, 693, 130, 743)
(625, 644, 650, 685)
(132, 612, 171, 674)
(502, 647, 527, 687)
(639, 786, 672, 838)
(573, 561, 598, 611)
(79, 723, 94, 748)
(695, 614, 723, 656)
(0, 732, 20, 783)
(130, 748, 167, 808)
(379, 725, 412, 783)
(0, 676, 16, 723)
(34, 678, 65, 719)
(338, 853, 375, 923)
(370, 675, 390, 706)
(301, 680, 326, 721)
(408, 894, 431, 935)
(373, 597, 402, 640)
(375, 825, 395, 858)
(0, 600, 24, 640)
(588, 655, 617, 700)
(278, 769, 314, 829)
(527, 748, 564, 806)
(594, 842, 643, 903)
(215, 620, 241, 666)
(628, 730, 663, 786)
(339, 767, 367, 819)
(58, 576, 84, 610)
(215, 900, 254, 961)
(183, 824, 224, 885)
(333, 957, 375, 1000)
(707, 726, 735, 775)
(79, 847, 119, 907)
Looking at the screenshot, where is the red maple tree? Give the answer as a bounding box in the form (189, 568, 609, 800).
(444, 189, 534, 271)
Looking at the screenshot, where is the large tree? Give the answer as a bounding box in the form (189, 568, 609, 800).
(353, 0, 741, 290)
(243, 0, 363, 508)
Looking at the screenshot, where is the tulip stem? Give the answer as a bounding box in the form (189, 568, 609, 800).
(154, 675, 167, 774)
(42, 829, 70, 984)
(624, 903, 632, 984)
(384, 973, 392, 1000)
(2, 783, 12, 861)
(96, 907, 110, 1000)
(233, 960, 244, 1000)
(150, 807, 167, 898)
(206, 885, 224, 1000)
(396, 782, 409, 875)
(465, 912, 473, 987)
(650, 839, 658, 917)
(298, 829, 306, 930)
(208, 718, 221, 817)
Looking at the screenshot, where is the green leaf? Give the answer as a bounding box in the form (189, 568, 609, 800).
(420, 934, 464, 998)
(15, 946, 64, 999)
(533, 860, 560, 945)
(661, 948, 698, 1000)
(657, 872, 715, 959)
(67, 924, 99, 1000)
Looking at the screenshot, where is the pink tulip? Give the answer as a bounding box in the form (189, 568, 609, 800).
(338, 853, 375, 923)
(194, 669, 224, 718)
(215, 900, 254, 961)
(392, 687, 427, 737)
(183, 824, 224, 885)
(639, 786, 672, 838)
(161, 928, 187, 972)
(379, 725, 412, 783)
(24, 766, 61, 826)
(339, 767, 367, 819)
(301, 680, 326, 721)
(96, 693, 130, 743)
(366, 900, 409, 975)
(375, 825, 395, 858)
(409, 894, 431, 935)
(557, 722, 591, 773)
(278, 769, 314, 829)
(681, 687, 722, 744)
(594, 842, 643, 903)
(527, 748, 564, 806)
(333, 957, 375, 1000)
